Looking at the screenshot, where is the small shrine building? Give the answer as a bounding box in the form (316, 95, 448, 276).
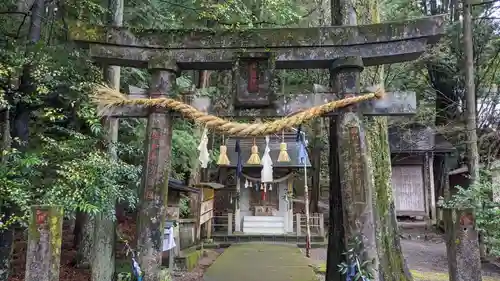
(216, 131, 311, 235)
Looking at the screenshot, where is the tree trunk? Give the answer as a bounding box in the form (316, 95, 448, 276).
(0, 109, 12, 281)
(309, 119, 321, 214)
(362, 0, 413, 279)
(0, 223, 14, 281)
(90, 1, 123, 280)
(325, 118, 345, 281)
(366, 117, 413, 281)
(462, 0, 484, 263)
(74, 212, 94, 268)
(1, 109, 10, 164)
(91, 212, 116, 281)
(463, 0, 479, 185)
(91, 80, 119, 281)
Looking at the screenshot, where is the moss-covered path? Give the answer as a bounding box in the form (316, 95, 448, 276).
(202, 243, 317, 281)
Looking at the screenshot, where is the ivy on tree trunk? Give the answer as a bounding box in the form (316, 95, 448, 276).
(366, 117, 413, 281)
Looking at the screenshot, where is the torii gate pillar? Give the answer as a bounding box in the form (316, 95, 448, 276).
(327, 57, 378, 281)
(136, 60, 177, 281)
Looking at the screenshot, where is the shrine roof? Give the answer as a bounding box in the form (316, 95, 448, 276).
(388, 124, 455, 153)
(71, 15, 446, 69)
(169, 179, 199, 193)
(223, 132, 311, 169)
(220, 125, 454, 170)
(193, 182, 224, 189)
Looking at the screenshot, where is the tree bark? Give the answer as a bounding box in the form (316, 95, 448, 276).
(461, 0, 484, 263)
(0, 224, 14, 281)
(361, 0, 413, 279)
(444, 208, 481, 281)
(366, 118, 413, 281)
(1, 109, 10, 164)
(326, 118, 344, 281)
(74, 212, 94, 268)
(463, 0, 480, 185)
(309, 119, 321, 214)
(90, 1, 123, 280)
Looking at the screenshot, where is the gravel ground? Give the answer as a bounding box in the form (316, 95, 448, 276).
(307, 238, 500, 280)
(401, 239, 500, 277)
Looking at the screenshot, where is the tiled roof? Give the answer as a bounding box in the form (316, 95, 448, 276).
(388, 124, 455, 153)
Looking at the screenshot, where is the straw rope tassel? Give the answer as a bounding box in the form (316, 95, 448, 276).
(277, 131, 290, 162)
(247, 138, 261, 164)
(217, 136, 230, 165)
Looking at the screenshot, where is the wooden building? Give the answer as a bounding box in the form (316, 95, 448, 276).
(389, 124, 455, 223)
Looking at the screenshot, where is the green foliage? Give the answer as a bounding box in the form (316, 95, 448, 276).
(0, 149, 46, 228)
(0, 129, 141, 228)
(445, 170, 500, 256)
(179, 197, 192, 219)
(123, 0, 306, 29)
(0, 28, 136, 226)
(172, 121, 199, 179)
(338, 233, 374, 281)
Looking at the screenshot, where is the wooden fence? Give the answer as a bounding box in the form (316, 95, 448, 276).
(208, 212, 324, 236)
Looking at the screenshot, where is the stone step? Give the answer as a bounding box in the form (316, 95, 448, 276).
(243, 221, 285, 228)
(242, 227, 285, 234)
(243, 216, 286, 234)
(243, 216, 285, 222)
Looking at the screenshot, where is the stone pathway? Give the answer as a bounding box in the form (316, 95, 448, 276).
(203, 243, 317, 281)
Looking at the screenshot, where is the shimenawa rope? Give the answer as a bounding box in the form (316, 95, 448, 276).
(93, 85, 384, 137)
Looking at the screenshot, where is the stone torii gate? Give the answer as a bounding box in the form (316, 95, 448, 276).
(72, 14, 445, 281)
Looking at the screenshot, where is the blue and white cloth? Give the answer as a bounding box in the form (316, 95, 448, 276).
(163, 226, 176, 251)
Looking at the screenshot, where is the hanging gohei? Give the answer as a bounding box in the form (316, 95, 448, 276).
(197, 127, 210, 168)
(260, 136, 273, 201)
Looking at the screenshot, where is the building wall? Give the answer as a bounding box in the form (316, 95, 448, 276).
(391, 164, 426, 216)
(390, 153, 438, 221)
(240, 179, 290, 216)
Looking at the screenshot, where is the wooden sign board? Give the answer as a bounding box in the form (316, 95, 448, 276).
(199, 199, 214, 226)
(233, 53, 276, 109)
(202, 188, 215, 201)
(200, 210, 213, 225)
